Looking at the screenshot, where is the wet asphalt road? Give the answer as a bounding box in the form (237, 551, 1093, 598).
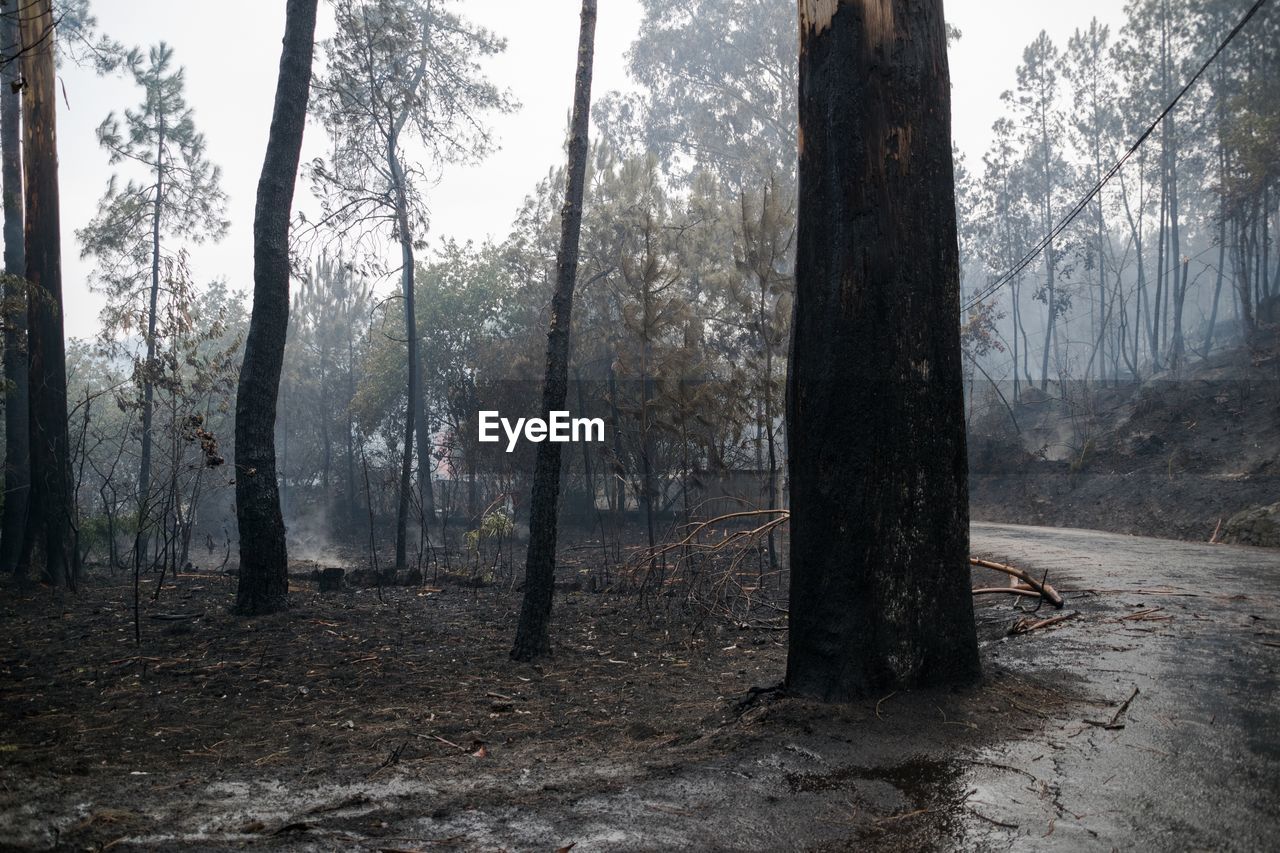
(964, 523, 1280, 852)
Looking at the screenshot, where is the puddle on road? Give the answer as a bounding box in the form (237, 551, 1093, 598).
(782, 754, 977, 846)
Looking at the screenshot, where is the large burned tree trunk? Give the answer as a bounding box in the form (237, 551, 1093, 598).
(786, 0, 979, 700)
(511, 0, 597, 662)
(19, 0, 74, 587)
(234, 0, 319, 615)
(0, 0, 29, 576)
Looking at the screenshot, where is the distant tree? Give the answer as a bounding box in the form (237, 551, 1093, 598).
(136, 264, 240, 588)
(1212, 0, 1279, 343)
(955, 147, 1008, 389)
(976, 118, 1036, 399)
(1116, 0, 1195, 369)
(1064, 19, 1121, 382)
(1195, 0, 1239, 360)
(416, 240, 515, 533)
(787, 0, 980, 699)
(1009, 31, 1073, 390)
(512, 0, 597, 662)
(599, 155, 693, 571)
(234, 0, 320, 616)
(19, 0, 76, 586)
(311, 0, 512, 572)
(79, 42, 228, 567)
(286, 254, 373, 532)
(596, 0, 796, 190)
(0, 1, 125, 72)
(1154, 0, 1190, 369)
(730, 174, 791, 569)
(52, 0, 127, 71)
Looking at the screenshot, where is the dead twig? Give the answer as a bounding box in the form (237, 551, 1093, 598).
(1107, 686, 1140, 728)
(968, 808, 1018, 828)
(1085, 686, 1140, 729)
(874, 807, 932, 824)
(1009, 611, 1078, 636)
(1119, 607, 1171, 622)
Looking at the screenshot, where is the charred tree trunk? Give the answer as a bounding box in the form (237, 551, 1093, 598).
(346, 336, 360, 532)
(319, 351, 331, 494)
(390, 146, 416, 573)
(1119, 160, 1146, 375)
(511, 0, 596, 662)
(1204, 220, 1226, 359)
(1038, 179, 1055, 387)
(786, 0, 980, 700)
(19, 0, 74, 587)
(1167, 131, 1185, 367)
(136, 114, 165, 569)
(1093, 139, 1107, 383)
(234, 0, 319, 615)
(0, 1, 29, 575)
(391, 172, 436, 566)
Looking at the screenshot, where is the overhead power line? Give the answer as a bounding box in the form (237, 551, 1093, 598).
(961, 0, 1270, 315)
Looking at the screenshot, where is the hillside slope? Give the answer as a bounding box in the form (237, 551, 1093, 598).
(968, 332, 1280, 543)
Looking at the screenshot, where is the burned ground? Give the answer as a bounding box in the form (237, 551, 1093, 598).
(2, 554, 1077, 851)
(3, 523, 1277, 851)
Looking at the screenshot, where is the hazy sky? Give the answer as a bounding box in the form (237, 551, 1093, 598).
(55, 0, 1133, 340)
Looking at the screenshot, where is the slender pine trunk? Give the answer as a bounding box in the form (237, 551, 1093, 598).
(346, 336, 360, 533)
(234, 0, 319, 615)
(390, 145, 416, 573)
(512, 0, 597, 660)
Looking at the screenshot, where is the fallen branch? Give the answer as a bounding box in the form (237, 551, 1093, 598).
(972, 587, 1044, 600)
(968, 808, 1018, 829)
(1008, 611, 1077, 636)
(618, 510, 1071, 627)
(969, 559, 1064, 609)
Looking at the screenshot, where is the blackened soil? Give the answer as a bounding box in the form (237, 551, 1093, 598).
(0, 563, 1077, 851)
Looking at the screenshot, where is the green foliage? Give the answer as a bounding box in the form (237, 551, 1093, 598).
(309, 0, 515, 249)
(464, 509, 514, 552)
(596, 0, 796, 189)
(78, 41, 228, 340)
(277, 254, 374, 514)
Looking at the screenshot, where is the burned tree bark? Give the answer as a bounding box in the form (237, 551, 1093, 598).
(234, 0, 319, 615)
(786, 0, 980, 700)
(0, 0, 29, 576)
(389, 143, 421, 573)
(19, 0, 74, 587)
(511, 0, 597, 662)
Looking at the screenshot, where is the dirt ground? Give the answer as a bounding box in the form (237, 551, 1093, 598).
(2, 523, 1278, 851)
